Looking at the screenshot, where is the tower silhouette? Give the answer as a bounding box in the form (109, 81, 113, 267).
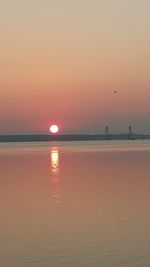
(105, 126, 110, 140)
(128, 125, 135, 140)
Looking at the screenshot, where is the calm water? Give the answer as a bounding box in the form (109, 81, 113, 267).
(0, 140, 150, 267)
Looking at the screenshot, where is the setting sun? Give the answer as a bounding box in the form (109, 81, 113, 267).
(49, 124, 59, 134)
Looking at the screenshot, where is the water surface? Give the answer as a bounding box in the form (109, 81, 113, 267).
(0, 140, 150, 267)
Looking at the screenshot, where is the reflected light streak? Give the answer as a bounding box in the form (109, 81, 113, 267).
(50, 146, 61, 205)
(51, 147, 59, 178)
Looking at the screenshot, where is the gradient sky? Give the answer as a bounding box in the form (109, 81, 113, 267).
(0, 0, 150, 134)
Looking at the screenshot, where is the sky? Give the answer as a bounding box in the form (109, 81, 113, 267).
(0, 0, 150, 134)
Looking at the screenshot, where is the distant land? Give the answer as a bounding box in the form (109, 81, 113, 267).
(0, 134, 150, 142)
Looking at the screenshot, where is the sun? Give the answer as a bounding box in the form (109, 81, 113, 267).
(49, 124, 59, 134)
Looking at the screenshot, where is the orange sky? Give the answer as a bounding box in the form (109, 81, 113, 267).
(0, 0, 150, 134)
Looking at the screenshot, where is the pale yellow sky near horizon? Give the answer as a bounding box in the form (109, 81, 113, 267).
(0, 0, 150, 134)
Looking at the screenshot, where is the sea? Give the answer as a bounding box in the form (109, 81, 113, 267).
(0, 140, 150, 267)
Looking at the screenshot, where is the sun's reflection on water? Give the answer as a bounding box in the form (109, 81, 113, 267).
(50, 146, 61, 206)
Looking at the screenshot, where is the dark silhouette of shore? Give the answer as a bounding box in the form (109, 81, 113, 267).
(0, 134, 149, 143)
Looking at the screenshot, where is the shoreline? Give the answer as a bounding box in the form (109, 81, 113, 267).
(0, 134, 149, 143)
